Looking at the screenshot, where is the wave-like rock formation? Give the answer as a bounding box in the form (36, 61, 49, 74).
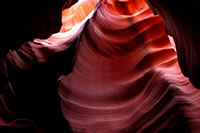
(145, 0, 200, 89)
(56, 0, 200, 132)
(1, 0, 200, 132)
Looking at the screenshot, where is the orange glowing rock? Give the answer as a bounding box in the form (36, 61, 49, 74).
(45, 0, 97, 45)
(61, 0, 97, 32)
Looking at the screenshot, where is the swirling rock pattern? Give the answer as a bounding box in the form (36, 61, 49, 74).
(57, 1, 200, 132)
(1, 0, 200, 132)
(145, 0, 200, 89)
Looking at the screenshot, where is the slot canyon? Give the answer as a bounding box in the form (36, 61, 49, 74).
(0, 0, 200, 132)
